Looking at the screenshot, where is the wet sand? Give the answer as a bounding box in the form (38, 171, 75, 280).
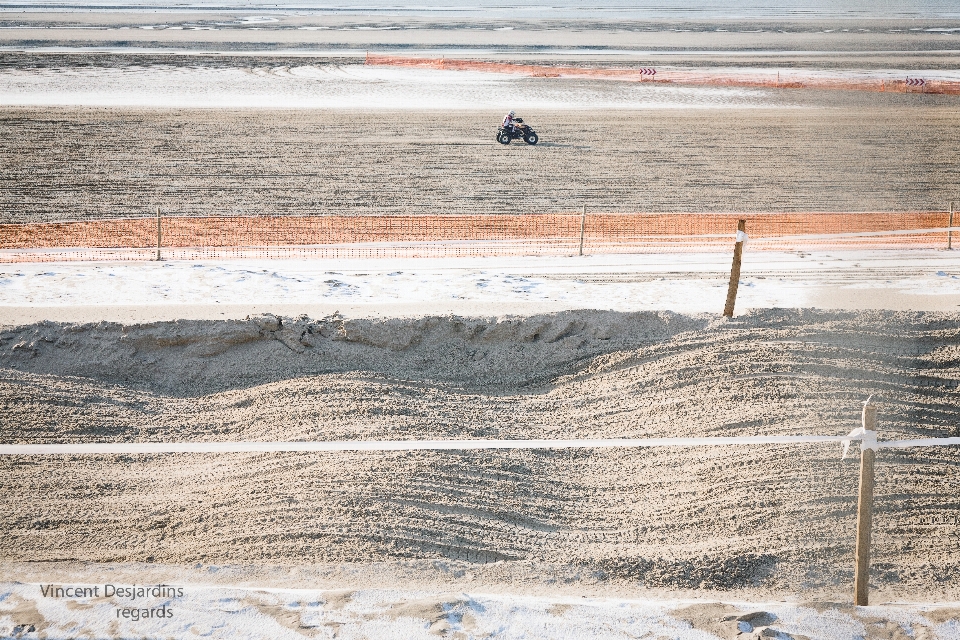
(1, 14, 959, 69)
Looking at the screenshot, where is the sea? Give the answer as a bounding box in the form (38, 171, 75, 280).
(0, 0, 958, 19)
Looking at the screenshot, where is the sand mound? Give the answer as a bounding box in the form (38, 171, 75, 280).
(0, 310, 707, 394)
(2, 309, 960, 597)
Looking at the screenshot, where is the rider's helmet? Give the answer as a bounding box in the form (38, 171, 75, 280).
(508, 110, 515, 117)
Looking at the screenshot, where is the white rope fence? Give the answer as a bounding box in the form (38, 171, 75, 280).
(2, 432, 958, 455)
(4, 395, 957, 607)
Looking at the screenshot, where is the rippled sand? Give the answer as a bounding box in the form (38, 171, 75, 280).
(2, 309, 960, 603)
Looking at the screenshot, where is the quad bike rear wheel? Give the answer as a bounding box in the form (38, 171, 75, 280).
(497, 132, 511, 144)
(524, 132, 539, 145)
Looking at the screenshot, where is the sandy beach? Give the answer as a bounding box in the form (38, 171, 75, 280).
(2, 103, 960, 223)
(4, 305, 960, 637)
(3, 308, 960, 595)
(3, 6, 960, 637)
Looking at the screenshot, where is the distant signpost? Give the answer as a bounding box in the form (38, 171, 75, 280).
(906, 77, 926, 92)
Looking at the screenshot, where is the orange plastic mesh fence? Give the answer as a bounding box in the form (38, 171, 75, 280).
(0, 212, 952, 262)
(365, 54, 960, 95)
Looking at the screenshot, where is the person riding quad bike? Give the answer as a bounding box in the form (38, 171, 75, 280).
(497, 111, 539, 145)
(502, 110, 518, 133)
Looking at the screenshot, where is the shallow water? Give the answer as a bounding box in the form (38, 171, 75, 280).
(2, 0, 959, 20)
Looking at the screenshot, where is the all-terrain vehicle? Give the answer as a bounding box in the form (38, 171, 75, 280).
(497, 118, 539, 145)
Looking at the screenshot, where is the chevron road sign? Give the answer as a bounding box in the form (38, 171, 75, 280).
(639, 68, 656, 76)
(906, 77, 926, 87)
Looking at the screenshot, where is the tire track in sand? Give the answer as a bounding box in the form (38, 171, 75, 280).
(1, 309, 959, 593)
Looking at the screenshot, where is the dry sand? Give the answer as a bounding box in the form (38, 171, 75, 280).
(2, 102, 960, 223)
(4, 249, 960, 325)
(3, 22, 960, 633)
(2, 309, 959, 600)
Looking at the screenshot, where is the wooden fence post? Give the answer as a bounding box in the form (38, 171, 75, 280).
(156, 207, 162, 261)
(949, 201, 954, 250)
(579, 203, 586, 256)
(854, 400, 877, 606)
(722, 219, 746, 317)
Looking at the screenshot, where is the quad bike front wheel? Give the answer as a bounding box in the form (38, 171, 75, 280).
(497, 132, 511, 144)
(524, 132, 539, 145)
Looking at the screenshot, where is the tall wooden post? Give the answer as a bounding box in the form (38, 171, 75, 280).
(578, 203, 586, 256)
(854, 401, 877, 606)
(722, 219, 746, 317)
(156, 207, 162, 261)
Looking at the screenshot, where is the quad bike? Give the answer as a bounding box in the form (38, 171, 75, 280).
(497, 118, 539, 145)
